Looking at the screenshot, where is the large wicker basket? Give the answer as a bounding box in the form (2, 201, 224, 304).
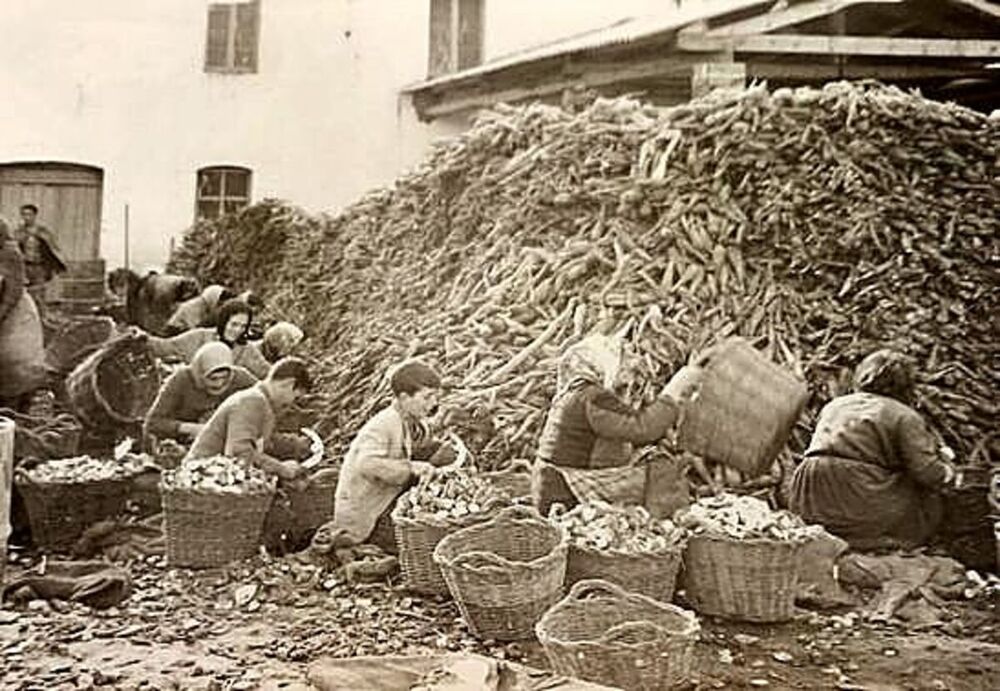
(392, 495, 503, 595)
(161, 480, 275, 568)
(15, 472, 130, 549)
(566, 542, 684, 603)
(665, 338, 808, 477)
(482, 459, 533, 502)
(682, 533, 803, 622)
(66, 333, 160, 432)
(434, 505, 567, 641)
(536, 579, 700, 690)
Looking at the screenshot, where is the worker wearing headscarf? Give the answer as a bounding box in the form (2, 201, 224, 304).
(0, 217, 45, 406)
(148, 299, 269, 375)
(533, 334, 681, 515)
(239, 321, 305, 380)
(143, 341, 256, 443)
(790, 349, 958, 550)
(163, 284, 233, 335)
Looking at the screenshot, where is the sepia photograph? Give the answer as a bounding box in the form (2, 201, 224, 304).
(1, 1, 998, 689)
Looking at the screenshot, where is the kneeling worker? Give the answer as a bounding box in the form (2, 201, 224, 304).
(311, 360, 454, 555)
(185, 357, 311, 482)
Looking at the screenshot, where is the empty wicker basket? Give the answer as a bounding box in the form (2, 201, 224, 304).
(434, 505, 567, 641)
(682, 533, 803, 622)
(536, 579, 700, 690)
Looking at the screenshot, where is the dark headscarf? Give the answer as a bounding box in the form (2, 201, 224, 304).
(853, 349, 915, 404)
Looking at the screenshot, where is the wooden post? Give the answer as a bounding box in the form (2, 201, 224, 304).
(691, 61, 747, 99)
(0, 416, 14, 585)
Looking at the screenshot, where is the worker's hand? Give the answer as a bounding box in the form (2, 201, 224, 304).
(660, 365, 702, 404)
(177, 423, 204, 439)
(411, 461, 435, 479)
(428, 442, 457, 467)
(278, 460, 307, 480)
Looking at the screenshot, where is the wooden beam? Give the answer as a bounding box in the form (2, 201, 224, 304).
(413, 55, 710, 120)
(678, 32, 1000, 59)
(691, 0, 902, 38)
(748, 60, 993, 81)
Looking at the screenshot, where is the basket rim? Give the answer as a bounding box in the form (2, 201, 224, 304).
(15, 472, 137, 487)
(390, 495, 503, 529)
(568, 539, 686, 558)
(432, 505, 568, 572)
(687, 530, 808, 545)
(536, 578, 700, 647)
(159, 480, 276, 497)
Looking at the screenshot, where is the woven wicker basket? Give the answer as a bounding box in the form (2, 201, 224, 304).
(667, 338, 808, 477)
(682, 533, 803, 622)
(566, 543, 684, 602)
(66, 333, 160, 432)
(434, 505, 567, 641)
(482, 459, 533, 502)
(161, 481, 275, 568)
(15, 473, 130, 549)
(536, 579, 700, 690)
(391, 498, 502, 595)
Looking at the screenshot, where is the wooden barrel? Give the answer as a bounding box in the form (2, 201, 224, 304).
(1, 417, 14, 585)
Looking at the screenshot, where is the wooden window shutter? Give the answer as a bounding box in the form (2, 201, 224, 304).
(234, 2, 260, 70)
(428, 0, 453, 78)
(456, 0, 483, 71)
(205, 4, 231, 69)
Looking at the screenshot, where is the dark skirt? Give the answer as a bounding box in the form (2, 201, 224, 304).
(790, 456, 943, 550)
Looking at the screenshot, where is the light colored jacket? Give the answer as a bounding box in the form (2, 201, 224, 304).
(332, 404, 419, 544)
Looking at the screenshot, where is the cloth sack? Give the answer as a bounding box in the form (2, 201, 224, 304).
(3, 559, 132, 609)
(0, 292, 45, 399)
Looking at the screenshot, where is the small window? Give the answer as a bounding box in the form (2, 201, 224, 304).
(196, 166, 252, 221)
(428, 0, 484, 78)
(204, 1, 260, 73)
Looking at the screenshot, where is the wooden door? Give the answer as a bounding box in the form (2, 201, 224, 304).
(0, 162, 103, 261)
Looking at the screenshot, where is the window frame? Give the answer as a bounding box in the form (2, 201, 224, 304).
(204, 0, 261, 74)
(428, 0, 484, 78)
(195, 166, 253, 222)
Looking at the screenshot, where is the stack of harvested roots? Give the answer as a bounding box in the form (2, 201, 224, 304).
(169, 81, 1000, 476)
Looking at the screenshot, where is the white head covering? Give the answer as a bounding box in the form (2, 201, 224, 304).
(556, 334, 623, 398)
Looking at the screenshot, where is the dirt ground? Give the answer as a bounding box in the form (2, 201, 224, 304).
(2, 552, 999, 691)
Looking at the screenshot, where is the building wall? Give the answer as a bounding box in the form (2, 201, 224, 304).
(0, 0, 738, 270)
(0, 0, 465, 271)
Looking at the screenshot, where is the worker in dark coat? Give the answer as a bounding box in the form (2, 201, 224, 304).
(532, 334, 681, 516)
(790, 349, 958, 551)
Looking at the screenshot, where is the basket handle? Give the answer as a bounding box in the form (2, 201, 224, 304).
(494, 504, 542, 523)
(449, 549, 513, 573)
(564, 578, 630, 603)
(599, 620, 668, 646)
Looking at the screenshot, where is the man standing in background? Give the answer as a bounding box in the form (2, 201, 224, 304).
(16, 203, 67, 309)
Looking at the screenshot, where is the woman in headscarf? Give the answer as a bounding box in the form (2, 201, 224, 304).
(533, 334, 682, 515)
(0, 217, 45, 408)
(240, 321, 305, 379)
(143, 341, 256, 444)
(163, 284, 233, 336)
(790, 349, 958, 550)
(147, 299, 270, 375)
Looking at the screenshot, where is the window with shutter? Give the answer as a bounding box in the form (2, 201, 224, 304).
(427, 0, 483, 77)
(204, 1, 260, 73)
(195, 167, 252, 221)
